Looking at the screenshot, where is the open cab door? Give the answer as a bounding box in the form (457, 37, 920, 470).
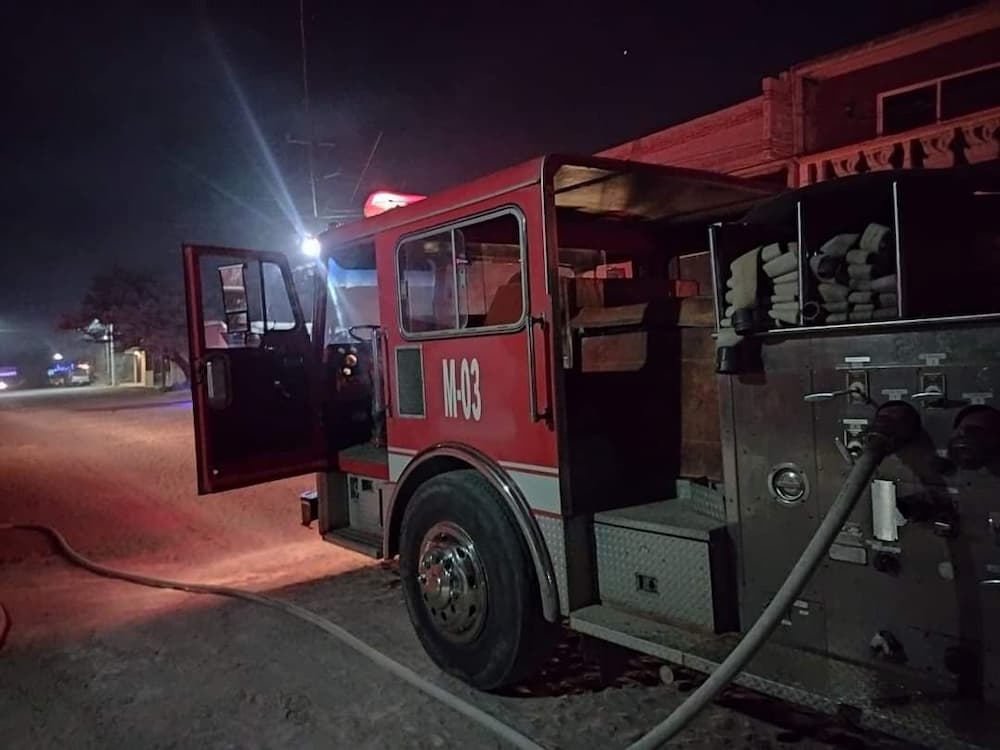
(182, 245, 329, 493)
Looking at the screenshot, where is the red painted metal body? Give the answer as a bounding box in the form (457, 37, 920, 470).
(377, 186, 556, 477)
(182, 245, 329, 494)
(183, 154, 771, 514)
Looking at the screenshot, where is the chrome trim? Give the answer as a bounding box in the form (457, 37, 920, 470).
(533, 159, 560, 422)
(451, 228, 461, 328)
(417, 520, 489, 643)
(891, 180, 905, 316)
(767, 462, 810, 506)
(382, 442, 560, 623)
(206, 358, 219, 401)
(708, 223, 722, 329)
(394, 206, 528, 341)
(522, 193, 539, 423)
(540, 157, 551, 295)
(526, 314, 546, 422)
(796, 200, 805, 321)
(750, 311, 1000, 338)
(910, 391, 945, 401)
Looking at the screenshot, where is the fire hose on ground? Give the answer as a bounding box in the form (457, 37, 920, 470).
(0, 521, 545, 750)
(0, 402, 919, 750)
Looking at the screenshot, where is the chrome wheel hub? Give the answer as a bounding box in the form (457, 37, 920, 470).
(416, 521, 487, 643)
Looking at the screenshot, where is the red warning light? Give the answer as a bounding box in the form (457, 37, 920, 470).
(363, 190, 426, 218)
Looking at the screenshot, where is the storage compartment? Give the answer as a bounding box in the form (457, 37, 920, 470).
(896, 168, 1000, 318)
(798, 181, 899, 325)
(319, 467, 391, 558)
(551, 166, 774, 517)
(709, 222, 799, 330)
(709, 167, 1000, 332)
(593, 501, 738, 633)
(347, 474, 388, 537)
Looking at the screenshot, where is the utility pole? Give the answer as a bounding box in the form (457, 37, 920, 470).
(287, 0, 373, 225)
(298, 0, 319, 221)
(107, 322, 116, 387)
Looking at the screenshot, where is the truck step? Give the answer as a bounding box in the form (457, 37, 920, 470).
(594, 498, 726, 541)
(569, 604, 998, 750)
(322, 527, 382, 559)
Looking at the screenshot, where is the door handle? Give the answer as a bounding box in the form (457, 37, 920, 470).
(273, 379, 292, 399)
(526, 313, 550, 423)
(205, 355, 230, 408)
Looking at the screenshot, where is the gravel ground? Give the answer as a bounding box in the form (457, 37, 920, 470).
(0, 386, 856, 749)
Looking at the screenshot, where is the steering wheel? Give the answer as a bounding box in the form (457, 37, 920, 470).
(348, 324, 381, 343)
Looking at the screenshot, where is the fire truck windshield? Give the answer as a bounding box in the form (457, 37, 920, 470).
(324, 255, 379, 343)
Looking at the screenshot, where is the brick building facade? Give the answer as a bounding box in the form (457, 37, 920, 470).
(601, 4, 1000, 187)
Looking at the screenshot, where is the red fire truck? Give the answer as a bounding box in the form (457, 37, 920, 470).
(183, 155, 1000, 749)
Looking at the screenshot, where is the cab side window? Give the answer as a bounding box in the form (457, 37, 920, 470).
(397, 210, 524, 336)
(200, 257, 300, 348)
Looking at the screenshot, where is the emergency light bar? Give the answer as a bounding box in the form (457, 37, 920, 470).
(363, 190, 426, 218)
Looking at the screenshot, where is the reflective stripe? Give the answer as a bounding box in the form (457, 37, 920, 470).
(387, 451, 561, 515)
(507, 470, 560, 515)
(388, 451, 411, 482)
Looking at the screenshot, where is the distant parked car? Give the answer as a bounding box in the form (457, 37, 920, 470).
(69, 364, 92, 386)
(0, 366, 23, 391)
(47, 362, 92, 387)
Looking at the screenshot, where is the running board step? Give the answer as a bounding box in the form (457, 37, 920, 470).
(323, 527, 382, 559)
(569, 604, 997, 750)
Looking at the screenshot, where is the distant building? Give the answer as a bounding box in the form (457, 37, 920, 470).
(602, 4, 1000, 187)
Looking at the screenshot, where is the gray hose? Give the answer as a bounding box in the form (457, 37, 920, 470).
(0, 523, 545, 750)
(627, 442, 887, 750)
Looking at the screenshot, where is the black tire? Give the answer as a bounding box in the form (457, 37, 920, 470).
(399, 469, 556, 690)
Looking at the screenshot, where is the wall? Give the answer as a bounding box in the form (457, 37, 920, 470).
(807, 29, 1000, 152)
(603, 96, 766, 171)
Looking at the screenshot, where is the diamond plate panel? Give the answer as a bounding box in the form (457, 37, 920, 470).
(676, 479, 727, 522)
(713, 635, 997, 750)
(571, 605, 999, 750)
(534, 514, 569, 615)
(594, 523, 714, 629)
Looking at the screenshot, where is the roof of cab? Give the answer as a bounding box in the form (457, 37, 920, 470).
(319, 153, 776, 249)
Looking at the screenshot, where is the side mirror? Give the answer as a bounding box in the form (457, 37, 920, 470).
(219, 263, 248, 312)
(218, 264, 250, 333)
(225, 311, 249, 334)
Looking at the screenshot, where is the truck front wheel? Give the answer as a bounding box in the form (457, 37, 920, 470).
(399, 469, 554, 690)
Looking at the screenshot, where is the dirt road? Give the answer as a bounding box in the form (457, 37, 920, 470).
(0, 387, 844, 749)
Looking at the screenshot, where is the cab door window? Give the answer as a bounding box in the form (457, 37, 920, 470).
(199, 257, 300, 347)
(397, 209, 525, 337)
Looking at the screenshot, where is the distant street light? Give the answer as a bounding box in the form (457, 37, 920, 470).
(301, 235, 321, 257)
(52, 353, 64, 361)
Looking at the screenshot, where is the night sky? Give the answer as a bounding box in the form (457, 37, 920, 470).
(0, 0, 978, 357)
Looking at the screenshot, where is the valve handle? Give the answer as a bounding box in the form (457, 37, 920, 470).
(803, 384, 865, 403)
